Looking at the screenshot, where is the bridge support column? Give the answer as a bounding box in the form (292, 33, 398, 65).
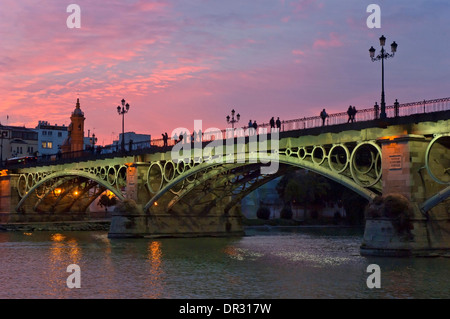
(0, 174, 23, 223)
(361, 135, 450, 256)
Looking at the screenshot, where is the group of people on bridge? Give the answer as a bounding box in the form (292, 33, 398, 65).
(160, 98, 404, 147)
(320, 105, 359, 126)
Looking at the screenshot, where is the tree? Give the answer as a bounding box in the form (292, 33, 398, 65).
(276, 169, 368, 224)
(277, 170, 330, 219)
(256, 206, 271, 220)
(97, 194, 117, 212)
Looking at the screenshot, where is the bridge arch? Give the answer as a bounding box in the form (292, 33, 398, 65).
(143, 153, 378, 213)
(425, 133, 450, 185)
(420, 185, 450, 213)
(15, 169, 126, 213)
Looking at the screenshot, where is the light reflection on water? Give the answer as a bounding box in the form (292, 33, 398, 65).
(0, 227, 448, 299)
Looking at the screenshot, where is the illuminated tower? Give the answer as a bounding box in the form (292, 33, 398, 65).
(61, 98, 85, 154)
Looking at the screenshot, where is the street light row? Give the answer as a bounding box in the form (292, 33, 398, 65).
(115, 35, 397, 148)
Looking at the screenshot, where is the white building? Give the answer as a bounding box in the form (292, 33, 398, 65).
(103, 132, 151, 153)
(34, 121, 68, 156)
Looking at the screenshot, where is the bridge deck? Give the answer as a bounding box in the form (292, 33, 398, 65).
(4, 109, 450, 170)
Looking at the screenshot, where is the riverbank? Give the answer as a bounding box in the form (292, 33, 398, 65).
(0, 217, 362, 232)
(242, 217, 363, 227)
(0, 220, 111, 232)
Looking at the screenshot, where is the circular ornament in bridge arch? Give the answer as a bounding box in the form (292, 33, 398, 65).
(176, 159, 187, 175)
(116, 165, 128, 187)
(186, 158, 195, 169)
(17, 174, 28, 198)
(311, 146, 327, 165)
(35, 172, 44, 183)
(146, 162, 164, 194)
(99, 167, 107, 180)
(107, 166, 117, 186)
(163, 161, 176, 182)
(349, 141, 382, 188)
(328, 144, 350, 173)
(425, 134, 450, 185)
(298, 147, 307, 160)
(285, 147, 292, 157)
(26, 173, 35, 190)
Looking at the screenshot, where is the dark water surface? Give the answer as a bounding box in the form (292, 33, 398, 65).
(0, 227, 448, 299)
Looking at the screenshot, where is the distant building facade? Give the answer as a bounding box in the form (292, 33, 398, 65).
(0, 125, 38, 163)
(34, 121, 68, 156)
(103, 132, 151, 153)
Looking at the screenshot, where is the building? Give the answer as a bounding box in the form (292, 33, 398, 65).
(103, 132, 151, 153)
(61, 98, 85, 154)
(0, 125, 38, 164)
(34, 121, 68, 156)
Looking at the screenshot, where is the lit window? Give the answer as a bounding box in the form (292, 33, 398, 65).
(42, 142, 53, 149)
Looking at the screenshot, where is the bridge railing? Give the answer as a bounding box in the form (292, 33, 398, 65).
(4, 97, 449, 168)
(152, 96, 450, 143)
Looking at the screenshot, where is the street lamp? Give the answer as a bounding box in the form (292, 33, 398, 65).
(369, 35, 398, 119)
(117, 98, 130, 152)
(226, 109, 240, 129)
(91, 133, 97, 153)
(0, 130, 7, 167)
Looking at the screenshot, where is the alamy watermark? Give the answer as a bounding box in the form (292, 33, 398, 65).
(66, 4, 81, 29)
(367, 4, 381, 29)
(170, 120, 280, 175)
(366, 264, 381, 289)
(66, 264, 81, 288)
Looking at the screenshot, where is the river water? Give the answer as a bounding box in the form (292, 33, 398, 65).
(0, 227, 448, 299)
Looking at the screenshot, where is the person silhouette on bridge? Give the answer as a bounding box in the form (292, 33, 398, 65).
(347, 105, 353, 123)
(352, 106, 357, 122)
(162, 133, 168, 147)
(248, 119, 252, 129)
(270, 117, 275, 129)
(394, 99, 400, 117)
(320, 109, 328, 126)
(276, 117, 281, 130)
(252, 120, 258, 133)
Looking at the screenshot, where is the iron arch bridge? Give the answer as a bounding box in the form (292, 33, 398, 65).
(11, 118, 449, 238)
(15, 163, 128, 214)
(142, 140, 383, 216)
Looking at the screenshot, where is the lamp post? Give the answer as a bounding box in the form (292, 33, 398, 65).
(369, 35, 398, 120)
(0, 131, 6, 167)
(117, 99, 130, 152)
(226, 109, 240, 129)
(91, 133, 97, 153)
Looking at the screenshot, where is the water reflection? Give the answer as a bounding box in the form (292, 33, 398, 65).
(0, 228, 448, 298)
(46, 233, 82, 297)
(144, 241, 164, 298)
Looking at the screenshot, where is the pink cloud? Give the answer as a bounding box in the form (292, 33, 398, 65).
(313, 32, 343, 49)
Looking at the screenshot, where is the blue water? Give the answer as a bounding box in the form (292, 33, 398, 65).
(0, 227, 448, 299)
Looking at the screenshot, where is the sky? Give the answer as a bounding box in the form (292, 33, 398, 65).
(0, 0, 449, 145)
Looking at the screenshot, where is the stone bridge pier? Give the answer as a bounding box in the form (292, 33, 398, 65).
(361, 133, 450, 256)
(109, 160, 246, 238)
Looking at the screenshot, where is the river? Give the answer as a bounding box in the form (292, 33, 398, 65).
(0, 226, 448, 299)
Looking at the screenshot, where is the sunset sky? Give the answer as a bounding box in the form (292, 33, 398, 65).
(0, 0, 449, 145)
